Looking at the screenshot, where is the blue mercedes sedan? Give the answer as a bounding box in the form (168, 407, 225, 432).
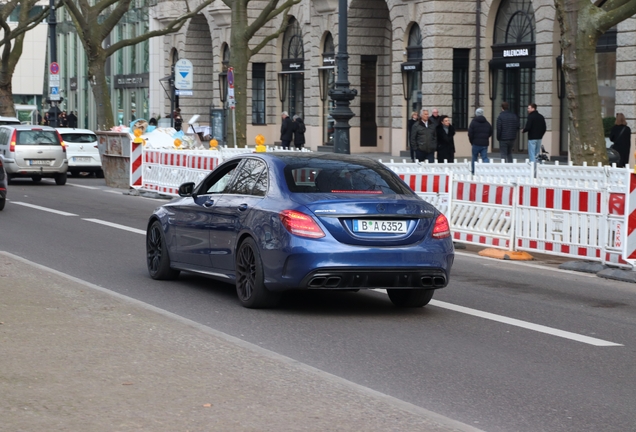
(146, 153, 454, 308)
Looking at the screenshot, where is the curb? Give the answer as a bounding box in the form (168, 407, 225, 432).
(558, 260, 608, 274)
(597, 268, 636, 283)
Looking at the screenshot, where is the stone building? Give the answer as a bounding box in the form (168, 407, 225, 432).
(148, 0, 631, 158)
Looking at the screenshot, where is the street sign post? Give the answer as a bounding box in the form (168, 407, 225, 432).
(227, 67, 237, 147)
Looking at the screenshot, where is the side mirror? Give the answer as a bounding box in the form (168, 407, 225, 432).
(178, 182, 196, 197)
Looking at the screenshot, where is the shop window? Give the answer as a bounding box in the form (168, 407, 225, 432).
(452, 49, 469, 130)
(252, 63, 266, 125)
(596, 28, 617, 118)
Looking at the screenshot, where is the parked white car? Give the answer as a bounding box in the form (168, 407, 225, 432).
(57, 128, 103, 178)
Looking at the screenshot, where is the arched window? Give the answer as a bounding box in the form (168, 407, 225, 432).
(279, 18, 305, 117)
(402, 24, 423, 124)
(407, 24, 422, 62)
(494, 0, 535, 44)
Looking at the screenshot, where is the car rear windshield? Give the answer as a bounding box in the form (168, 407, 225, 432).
(16, 130, 61, 146)
(282, 156, 413, 195)
(61, 133, 97, 143)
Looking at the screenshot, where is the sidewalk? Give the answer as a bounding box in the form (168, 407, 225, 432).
(0, 252, 480, 432)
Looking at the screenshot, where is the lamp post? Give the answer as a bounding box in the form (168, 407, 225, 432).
(329, 0, 357, 154)
(47, 0, 59, 128)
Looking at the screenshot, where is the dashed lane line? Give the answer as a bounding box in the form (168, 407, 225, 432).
(10, 201, 78, 216)
(82, 218, 146, 235)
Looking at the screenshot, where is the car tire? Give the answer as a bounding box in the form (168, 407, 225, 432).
(95, 170, 105, 179)
(54, 173, 67, 185)
(235, 237, 280, 308)
(146, 220, 180, 280)
(31, 175, 42, 183)
(0, 195, 5, 211)
(387, 289, 434, 308)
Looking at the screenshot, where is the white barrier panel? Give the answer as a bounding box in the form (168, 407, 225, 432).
(141, 150, 221, 196)
(449, 176, 516, 249)
(395, 172, 451, 215)
(473, 161, 532, 180)
(516, 180, 604, 260)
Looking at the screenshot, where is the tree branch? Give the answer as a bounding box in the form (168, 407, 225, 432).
(245, 0, 281, 39)
(595, 0, 636, 32)
(100, 0, 135, 38)
(61, 0, 89, 33)
(248, 6, 291, 57)
(104, 0, 214, 57)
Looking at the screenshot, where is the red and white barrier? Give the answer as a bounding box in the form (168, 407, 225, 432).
(623, 174, 636, 264)
(130, 141, 143, 187)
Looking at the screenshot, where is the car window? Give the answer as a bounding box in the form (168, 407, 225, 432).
(199, 161, 240, 194)
(61, 133, 97, 143)
(282, 157, 413, 195)
(16, 131, 61, 146)
(227, 159, 268, 196)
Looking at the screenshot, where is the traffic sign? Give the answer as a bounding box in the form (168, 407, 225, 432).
(50, 87, 59, 95)
(175, 90, 193, 96)
(49, 95, 61, 101)
(174, 59, 193, 90)
(50, 62, 59, 74)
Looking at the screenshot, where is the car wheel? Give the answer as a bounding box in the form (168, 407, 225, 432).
(31, 175, 42, 183)
(0, 195, 5, 211)
(54, 173, 67, 185)
(387, 289, 434, 308)
(235, 237, 280, 308)
(146, 220, 180, 280)
(95, 170, 105, 179)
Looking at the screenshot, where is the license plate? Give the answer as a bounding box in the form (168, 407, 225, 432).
(353, 220, 408, 234)
(73, 157, 92, 162)
(28, 160, 52, 166)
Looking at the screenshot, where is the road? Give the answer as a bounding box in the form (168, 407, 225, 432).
(3, 176, 636, 432)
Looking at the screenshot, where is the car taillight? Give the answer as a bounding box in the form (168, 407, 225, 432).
(57, 132, 66, 152)
(279, 210, 325, 239)
(9, 130, 16, 152)
(432, 214, 451, 239)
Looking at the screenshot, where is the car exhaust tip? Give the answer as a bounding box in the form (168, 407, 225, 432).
(308, 277, 326, 288)
(433, 276, 446, 287)
(325, 277, 341, 288)
(420, 276, 434, 287)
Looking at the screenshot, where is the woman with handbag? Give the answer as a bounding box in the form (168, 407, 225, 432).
(609, 113, 632, 167)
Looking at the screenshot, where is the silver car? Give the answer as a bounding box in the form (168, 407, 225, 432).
(0, 125, 68, 185)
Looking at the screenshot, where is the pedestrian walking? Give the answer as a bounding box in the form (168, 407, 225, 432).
(67, 111, 78, 128)
(522, 103, 546, 162)
(496, 101, 519, 163)
(407, 111, 419, 162)
(609, 112, 632, 168)
(280, 111, 293, 149)
(410, 109, 437, 163)
(60, 111, 68, 127)
(468, 107, 492, 173)
(436, 115, 455, 163)
(43, 113, 49, 126)
(292, 115, 306, 150)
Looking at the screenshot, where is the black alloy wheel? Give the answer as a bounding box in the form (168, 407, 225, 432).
(235, 237, 280, 308)
(387, 289, 434, 308)
(146, 221, 180, 280)
(54, 173, 67, 185)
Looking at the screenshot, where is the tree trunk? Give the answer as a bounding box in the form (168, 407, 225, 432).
(230, 4, 249, 148)
(0, 82, 14, 117)
(556, 0, 607, 165)
(88, 57, 115, 130)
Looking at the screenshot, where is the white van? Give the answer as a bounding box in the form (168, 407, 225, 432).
(57, 128, 103, 178)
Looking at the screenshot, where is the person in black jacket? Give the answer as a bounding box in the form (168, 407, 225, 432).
(280, 111, 293, 149)
(468, 108, 492, 173)
(406, 111, 419, 162)
(496, 101, 518, 163)
(292, 115, 306, 150)
(609, 113, 632, 168)
(522, 103, 546, 162)
(436, 115, 455, 163)
(410, 109, 437, 163)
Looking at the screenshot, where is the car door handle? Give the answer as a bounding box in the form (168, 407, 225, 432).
(203, 199, 214, 208)
(238, 203, 248, 211)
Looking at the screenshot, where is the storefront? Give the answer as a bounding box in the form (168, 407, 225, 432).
(318, 33, 335, 146)
(278, 18, 305, 118)
(489, 0, 536, 153)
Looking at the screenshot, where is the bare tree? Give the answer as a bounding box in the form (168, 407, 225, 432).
(0, 1, 53, 117)
(555, 0, 636, 164)
(62, 0, 215, 129)
(223, 0, 301, 147)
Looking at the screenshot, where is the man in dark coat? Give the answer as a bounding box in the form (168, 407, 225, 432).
(67, 111, 78, 128)
(292, 115, 306, 149)
(410, 109, 437, 163)
(522, 103, 546, 162)
(496, 101, 519, 163)
(468, 107, 492, 173)
(280, 111, 293, 149)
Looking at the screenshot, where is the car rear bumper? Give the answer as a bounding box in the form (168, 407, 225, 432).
(299, 267, 448, 289)
(3, 158, 68, 175)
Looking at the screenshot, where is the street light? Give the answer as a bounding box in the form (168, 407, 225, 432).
(329, 0, 357, 154)
(219, 71, 228, 103)
(277, 73, 288, 102)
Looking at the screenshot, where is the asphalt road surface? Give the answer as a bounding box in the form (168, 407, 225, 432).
(2, 176, 636, 432)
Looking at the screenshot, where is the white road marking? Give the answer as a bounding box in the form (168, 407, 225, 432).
(65, 183, 99, 190)
(372, 289, 622, 347)
(103, 190, 125, 195)
(10, 201, 78, 216)
(82, 218, 146, 235)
